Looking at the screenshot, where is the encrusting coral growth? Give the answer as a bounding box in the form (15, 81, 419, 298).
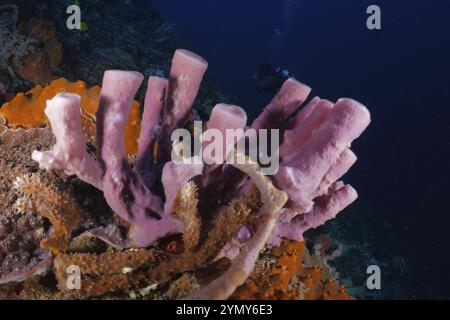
(173, 181, 201, 250)
(230, 240, 354, 300)
(52, 184, 251, 298)
(0, 126, 55, 285)
(0, 48, 371, 300)
(187, 154, 289, 299)
(0, 120, 114, 289)
(53, 249, 161, 298)
(13, 173, 81, 254)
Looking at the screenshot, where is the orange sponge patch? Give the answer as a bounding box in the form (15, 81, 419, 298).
(0, 78, 141, 155)
(230, 240, 354, 300)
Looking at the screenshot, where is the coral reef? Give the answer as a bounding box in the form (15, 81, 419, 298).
(0, 115, 116, 288)
(0, 4, 37, 80)
(28, 0, 178, 87)
(1, 6, 63, 85)
(0, 48, 370, 299)
(0, 25, 37, 71)
(311, 204, 424, 299)
(0, 126, 54, 285)
(24, 0, 234, 117)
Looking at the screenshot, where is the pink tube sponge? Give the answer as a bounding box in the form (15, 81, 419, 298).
(33, 48, 371, 254)
(275, 98, 370, 212)
(251, 78, 311, 130)
(31, 93, 103, 189)
(267, 98, 370, 245)
(32, 49, 209, 248)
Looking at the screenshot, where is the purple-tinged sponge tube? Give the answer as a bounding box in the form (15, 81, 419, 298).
(33, 49, 371, 255)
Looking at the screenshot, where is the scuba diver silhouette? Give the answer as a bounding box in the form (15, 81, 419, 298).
(254, 63, 292, 98)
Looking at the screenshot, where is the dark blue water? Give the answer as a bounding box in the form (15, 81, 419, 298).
(151, 0, 450, 297)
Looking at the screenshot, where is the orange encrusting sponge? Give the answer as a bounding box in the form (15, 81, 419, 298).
(0, 78, 141, 155)
(230, 240, 355, 300)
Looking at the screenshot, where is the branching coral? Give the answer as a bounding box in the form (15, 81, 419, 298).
(53, 249, 161, 298)
(52, 183, 251, 298)
(47, 149, 253, 297)
(13, 173, 81, 254)
(187, 154, 288, 299)
(28, 48, 370, 299)
(143, 195, 251, 285)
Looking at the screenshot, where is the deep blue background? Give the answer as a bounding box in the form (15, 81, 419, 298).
(151, 0, 450, 297)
